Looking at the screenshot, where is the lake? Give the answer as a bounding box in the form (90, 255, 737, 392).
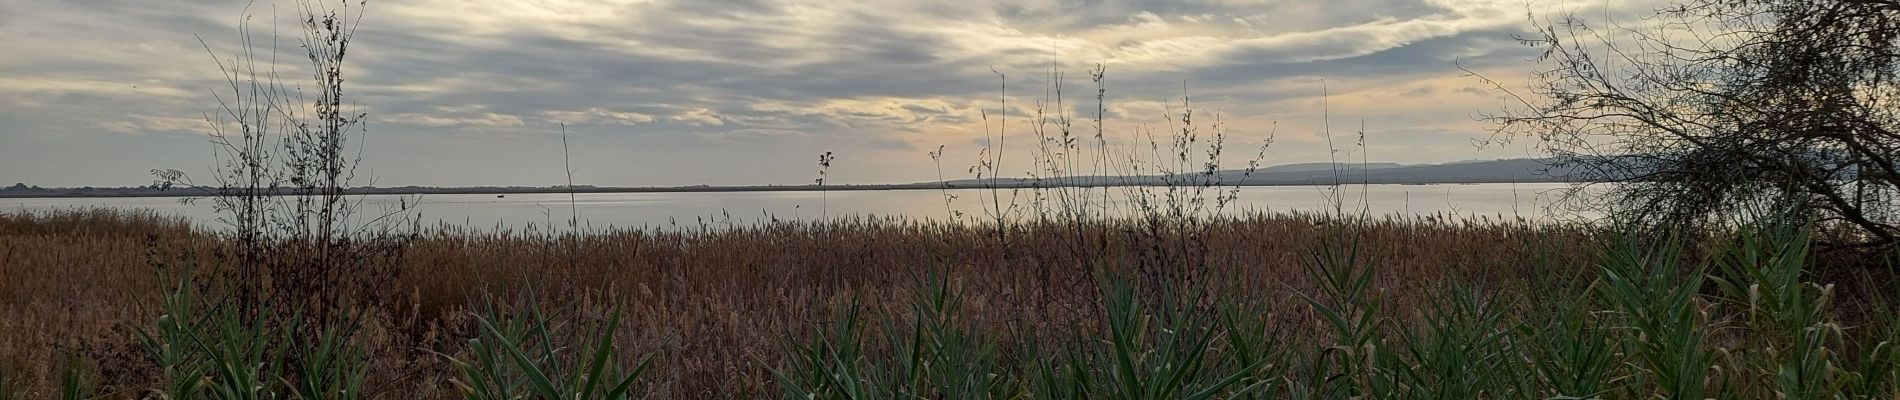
(3, 183, 1592, 230)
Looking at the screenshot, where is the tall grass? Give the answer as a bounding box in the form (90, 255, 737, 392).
(754, 217, 1900, 399)
(5, 2, 1898, 398)
(7, 204, 1900, 399)
(131, 266, 371, 400)
(772, 270, 1014, 400)
(2, 208, 1596, 397)
(445, 290, 652, 400)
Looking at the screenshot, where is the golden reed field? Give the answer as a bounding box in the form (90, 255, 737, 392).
(0, 208, 1604, 398)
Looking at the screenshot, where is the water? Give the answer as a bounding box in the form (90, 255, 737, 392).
(3, 183, 1591, 230)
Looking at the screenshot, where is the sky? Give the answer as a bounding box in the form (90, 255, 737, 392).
(0, 0, 1663, 188)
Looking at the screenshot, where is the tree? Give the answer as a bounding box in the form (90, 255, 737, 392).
(1477, 0, 1900, 245)
(149, 0, 416, 325)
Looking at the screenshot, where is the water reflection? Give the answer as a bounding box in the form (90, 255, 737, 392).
(5, 183, 1595, 230)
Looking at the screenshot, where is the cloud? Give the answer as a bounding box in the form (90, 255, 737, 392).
(0, 0, 1669, 186)
(93, 114, 216, 135)
(706, 128, 808, 142)
(383, 111, 526, 128)
(543, 108, 658, 126)
(671, 108, 725, 126)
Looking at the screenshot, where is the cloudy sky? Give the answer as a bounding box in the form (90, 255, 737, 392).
(0, 0, 1659, 188)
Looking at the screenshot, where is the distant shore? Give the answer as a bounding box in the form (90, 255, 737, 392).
(0, 179, 1571, 199)
(6, 158, 1578, 199)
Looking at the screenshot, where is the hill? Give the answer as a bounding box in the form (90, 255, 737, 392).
(940, 158, 1572, 187)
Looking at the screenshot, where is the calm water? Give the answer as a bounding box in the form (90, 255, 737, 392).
(4, 183, 1591, 230)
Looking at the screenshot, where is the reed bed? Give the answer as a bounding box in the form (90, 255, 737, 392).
(3, 208, 1896, 399)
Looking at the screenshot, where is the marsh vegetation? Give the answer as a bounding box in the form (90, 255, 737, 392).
(7, 0, 1900, 398)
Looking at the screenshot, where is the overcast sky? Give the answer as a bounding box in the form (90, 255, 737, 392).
(0, 0, 1661, 187)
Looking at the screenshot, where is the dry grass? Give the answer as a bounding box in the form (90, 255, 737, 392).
(0, 208, 1594, 398)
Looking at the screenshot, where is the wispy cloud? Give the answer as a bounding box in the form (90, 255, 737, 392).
(0, 0, 1661, 186)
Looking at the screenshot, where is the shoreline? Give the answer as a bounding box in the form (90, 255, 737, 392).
(0, 179, 1571, 199)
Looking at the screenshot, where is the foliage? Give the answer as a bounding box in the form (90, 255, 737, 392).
(1479, 0, 1900, 245)
(445, 292, 652, 400)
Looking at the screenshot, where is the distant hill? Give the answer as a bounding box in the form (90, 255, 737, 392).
(1232, 158, 1573, 185)
(1256, 162, 1406, 174)
(940, 158, 1574, 187)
